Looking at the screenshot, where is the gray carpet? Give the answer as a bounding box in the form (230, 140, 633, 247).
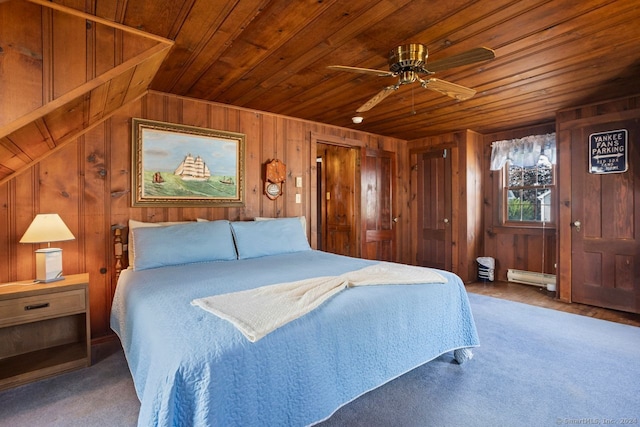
(1, 293, 639, 427)
(0, 340, 138, 427)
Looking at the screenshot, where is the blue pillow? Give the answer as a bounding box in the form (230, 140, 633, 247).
(131, 220, 237, 270)
(231, 217, 311, 259)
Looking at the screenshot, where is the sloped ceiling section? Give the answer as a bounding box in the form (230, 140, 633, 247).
(0, 0, 173, 184)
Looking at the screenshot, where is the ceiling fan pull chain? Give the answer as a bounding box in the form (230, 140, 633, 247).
(411, 86, 416, 115)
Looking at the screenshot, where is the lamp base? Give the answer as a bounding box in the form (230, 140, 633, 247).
(35, 248, 64, 283)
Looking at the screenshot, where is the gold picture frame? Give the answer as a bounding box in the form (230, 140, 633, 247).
(132, 118, 245, 207)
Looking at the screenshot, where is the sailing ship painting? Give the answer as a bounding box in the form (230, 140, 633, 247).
(132, 118, 245, 206)
(174, 153, 211, 181)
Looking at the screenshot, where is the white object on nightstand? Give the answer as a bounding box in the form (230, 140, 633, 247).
(35, 248, 63, 282)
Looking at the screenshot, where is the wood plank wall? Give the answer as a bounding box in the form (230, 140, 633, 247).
(0, 91, 406, 340)
(2, 89, 636, 339)
(481, 123, 557, 281)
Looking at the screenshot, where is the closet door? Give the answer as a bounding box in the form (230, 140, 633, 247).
(416, 149, 452, 270)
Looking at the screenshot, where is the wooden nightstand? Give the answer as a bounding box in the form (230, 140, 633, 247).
(0, 273, 90, 391)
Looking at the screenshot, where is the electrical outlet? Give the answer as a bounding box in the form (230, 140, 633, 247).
(295, 193, 301, 204)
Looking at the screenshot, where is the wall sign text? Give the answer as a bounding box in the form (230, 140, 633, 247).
(589, 129, 628, 174)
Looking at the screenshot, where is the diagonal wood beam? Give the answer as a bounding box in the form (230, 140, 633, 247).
(25, 0, 175, 45)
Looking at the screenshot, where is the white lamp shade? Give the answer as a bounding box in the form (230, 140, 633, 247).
(20, 214, 75, 244)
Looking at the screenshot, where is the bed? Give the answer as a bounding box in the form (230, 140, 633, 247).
(110, 217, 479, 427)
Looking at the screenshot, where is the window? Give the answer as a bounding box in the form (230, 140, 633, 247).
(504, 154, 554, 223)
(490, 133, 556, 225)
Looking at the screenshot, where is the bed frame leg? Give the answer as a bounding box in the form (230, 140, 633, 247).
(454, 348, 474, 364)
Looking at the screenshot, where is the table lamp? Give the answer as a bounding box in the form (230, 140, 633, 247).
(20, 213, 75, 282)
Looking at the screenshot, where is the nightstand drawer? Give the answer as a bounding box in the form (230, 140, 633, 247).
(0, 289, 86, 327)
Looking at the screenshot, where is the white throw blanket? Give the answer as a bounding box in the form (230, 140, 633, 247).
(191, 262, 446, 342)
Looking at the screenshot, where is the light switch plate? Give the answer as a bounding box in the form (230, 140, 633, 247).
(295, 176, 302, 187)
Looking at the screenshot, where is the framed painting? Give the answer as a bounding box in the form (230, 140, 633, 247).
(131, 118, 245, 207)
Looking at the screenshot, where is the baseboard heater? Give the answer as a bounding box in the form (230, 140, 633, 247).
(507, 269, 556, 291)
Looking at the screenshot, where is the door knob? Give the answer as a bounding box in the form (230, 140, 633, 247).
(443, 218, 449, 224)
(571, 220, 581, 232)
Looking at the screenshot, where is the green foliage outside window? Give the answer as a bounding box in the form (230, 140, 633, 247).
(507, 198, 536, 221)
(504, 155, 553, 223)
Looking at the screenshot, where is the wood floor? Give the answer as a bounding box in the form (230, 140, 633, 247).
(466, 280, 640, 328)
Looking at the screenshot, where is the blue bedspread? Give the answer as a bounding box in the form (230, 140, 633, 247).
(110, 250, 479, 427)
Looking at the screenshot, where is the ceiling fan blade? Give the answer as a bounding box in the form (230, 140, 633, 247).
(425, 47, 495, 73)
(356, 85, 398, 112)
(424, 78, 476, 100)
(327, 65, 394, 77)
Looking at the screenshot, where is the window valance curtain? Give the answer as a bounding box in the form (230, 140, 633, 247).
(490, 133, 556, 171)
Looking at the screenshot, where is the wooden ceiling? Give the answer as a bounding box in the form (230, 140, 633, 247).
(9, 0, 640, 144)
(84, 0, 640, 140)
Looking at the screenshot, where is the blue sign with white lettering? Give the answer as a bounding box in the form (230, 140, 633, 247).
(589, 129, 628, 174)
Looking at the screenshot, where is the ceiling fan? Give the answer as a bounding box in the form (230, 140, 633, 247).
(327, 44, 495, 113)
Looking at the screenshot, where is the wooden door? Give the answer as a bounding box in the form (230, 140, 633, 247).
(416, 149, 452, 270)
(318, 144, 358, 257)
(361, 148, 396, 261)
(570, 121, 640, 313)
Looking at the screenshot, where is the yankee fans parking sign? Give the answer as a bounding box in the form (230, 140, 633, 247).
(588, 129, 628, 174)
